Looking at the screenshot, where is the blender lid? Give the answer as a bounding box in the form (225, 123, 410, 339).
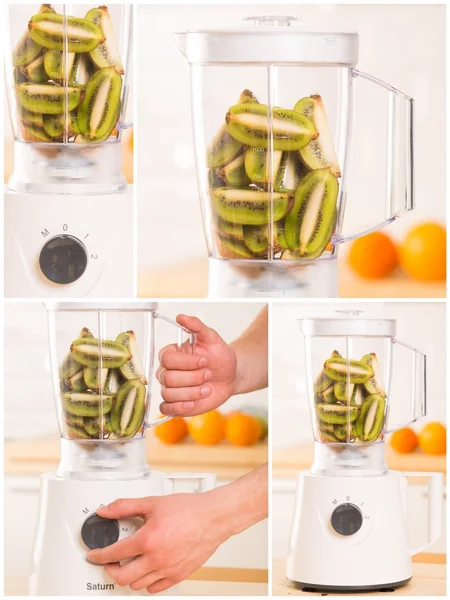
(298, 311, 396, 337)
(175, 16, 359, 65)
(44, 302, 159, 312)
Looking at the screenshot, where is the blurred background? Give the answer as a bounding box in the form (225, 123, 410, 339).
(4, 301, 268, 591)
(271, 301, 446, 573)
(135, 4, 445, 298)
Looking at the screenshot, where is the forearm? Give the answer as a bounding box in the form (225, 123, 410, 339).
(206, 464, 268, 543)
(231, 305, 268, 395)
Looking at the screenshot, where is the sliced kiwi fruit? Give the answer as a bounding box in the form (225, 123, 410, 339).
(20, 122, 54, 142)
(116, 331, 148, 384)
(334, 381, 355, 403)
(284, 168, 338, 257)
(206, 89, 258, 168)
(13, 3, 55, 67)
(86, 6, 124, 74)
(69, 53, 94, 87)
(243, 225, 269, 255)
(77, 67, 122, 140)
(59, 353, 82, 379)
(216, 235, 255, 259)
(219, 152, 250, 187)
(28, 13, 105, 53)
(21, 54, 47, 83)
(314, 350, 341, 393)
(62, 392, 114, 417)
(244, 147, 283, 184)
(65, 423, 91, 440)
(275, 151, 308, 191)
(110, 380, 146, 438)
(361, 353, 386, 397)
(324, 357, 373, 384)
(84, 367, 109, 391)
(226, 103, 318, 151)
(105, 368, 123, 394)
(68, 369, 88, 393)
(16, 83, 84, 115)
(83, 417, 101, 437)
(316, 403, 358, 425)
(211, 188, 293, 226)
(215, 218, 244, 241)
(294, 95, 341, 177)
(70, 338, 130, 368)
(319, 384, 337, 404)
(43, 50, 76, 80)
(355, 394, 386, 442)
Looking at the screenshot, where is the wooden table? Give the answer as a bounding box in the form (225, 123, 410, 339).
(137, 259, 445, 299)
(272, 556, 445, 596)
(273, 442, 446, 480)
(5, 434, 268, 480)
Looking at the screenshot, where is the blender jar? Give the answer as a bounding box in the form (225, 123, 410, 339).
(298, 311, 426, 475)
(5, 3, 133, 193)
(175, 16, 414, 297)
(45, 302, 194, 479)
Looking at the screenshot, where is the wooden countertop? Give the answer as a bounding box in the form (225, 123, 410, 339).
(138, 259, 445, 299)
(5, 434, 268, 480)
(6, 566, 268, 596)
(272, 557, 445, 596)
(273, 442, 446, 479)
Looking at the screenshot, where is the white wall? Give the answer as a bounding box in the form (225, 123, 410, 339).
(4, 301, 267, 439)
(271, 301, 446, 448)
(136, 4, 445, 271)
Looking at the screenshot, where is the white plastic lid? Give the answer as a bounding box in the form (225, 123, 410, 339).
(175, 16, 359, 66)
(298, 311, 396, 337)
(45, 302, 159, 312)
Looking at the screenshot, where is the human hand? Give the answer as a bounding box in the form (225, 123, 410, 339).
(156, 314, 238, 416)
(87, 492, 227, 594)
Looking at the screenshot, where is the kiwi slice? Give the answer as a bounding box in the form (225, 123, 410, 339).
(361, 353, 386, 397)
(219, 152, 250, 187)
(211, 188, 293, 226)
(284, 168, 338, 257)
(86, 6, 124, 74)
(116, 331, 148, 384)
(16, 83, 84, 115)
(314, 350, 341, 393)
(355, 394, 386, 442)
(324, 357, 373, 384)
(294, 95, 341, 177)
(110, 380, 146, 438)
(62, 392, 114, 417)
(70, 338, 130, 368)
(334, 381, 355, 403)
(59, 353, 82, 379)
(319, 384, 337, 404)
(68, 369, 88, 392)
(84, 367, 109, 391)
(243, 225, 269, 255)
(316, 403, 358, 425)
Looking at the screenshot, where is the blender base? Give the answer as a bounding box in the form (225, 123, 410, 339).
(207, 257, 338, 298)
(29, 473, 177, 596)
(286, 577, 412, 593)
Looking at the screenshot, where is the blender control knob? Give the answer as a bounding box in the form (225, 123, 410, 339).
(331, 503, 363, 536)
(39, 235, 88, 284)
(81, 514, 120, 550)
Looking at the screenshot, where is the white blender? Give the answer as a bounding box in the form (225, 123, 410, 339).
(175, 16, 415, 298)
(5, 4, 133, 298)
(286, 311, 443, 591)
(30, 302, 215, 596)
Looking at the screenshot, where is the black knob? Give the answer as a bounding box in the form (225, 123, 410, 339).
(81, 514, 119, 550)
(331, 503, 363, 536)
(39, 235, 87, 284)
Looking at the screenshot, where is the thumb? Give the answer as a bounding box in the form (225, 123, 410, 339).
(176, 315, 219, 344)
(97, 497, 155, 519)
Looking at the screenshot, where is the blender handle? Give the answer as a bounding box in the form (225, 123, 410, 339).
(163, 473, 216, 494)
(384, 338, 426, 434)
(143, 313, 196, 428)
(336, 69, 414, 243)
(403, 472, 444, 556)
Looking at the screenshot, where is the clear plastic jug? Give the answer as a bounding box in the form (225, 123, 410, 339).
(298, 311, 426, 475)
(45, 302, 194, 479)
(6, 3, 133, 193)
(175, 16, 414, 297)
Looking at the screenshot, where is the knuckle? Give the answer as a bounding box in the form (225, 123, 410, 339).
(115, 573, 128, 587)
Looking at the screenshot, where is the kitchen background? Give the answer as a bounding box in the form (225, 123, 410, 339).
(135, 3, 445, 298)
(271, 300, 446, 563)
(4, 301, 268, 586)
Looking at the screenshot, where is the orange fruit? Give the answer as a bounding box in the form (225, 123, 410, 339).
(418, 422, 446, 455)
(399, 222, 446, 281)
(154, 416, 188, 445)
(225, 412, 262, 446)
(187, 410, 226, 445)
(390, 427, 418, 454)
(348, 232, 398, 279)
